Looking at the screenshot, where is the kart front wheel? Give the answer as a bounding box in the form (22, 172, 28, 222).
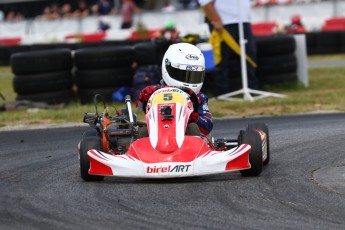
(239, 130, 263, 177)
(247, 123, 270, 166)
(80, 136, 104, 182)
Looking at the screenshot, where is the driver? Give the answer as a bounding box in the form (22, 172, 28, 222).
(135, 42, 213, 136)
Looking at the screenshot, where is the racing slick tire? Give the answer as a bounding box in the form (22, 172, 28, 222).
(239, 130, 263, 177)
(13, 71, 73, 94)
(10, 49, 73, 75)
(82, 128, 101, 138)
(256, 54, 297, 76)
(133, 42, 158, 65)
(80, 136, 104, 181)
(75, 67, 133, 88)
(16, 89, 74, 104)
(74, 46, 135, 69)
(256, 36, 296, 57)
(247, 123, 270, 166)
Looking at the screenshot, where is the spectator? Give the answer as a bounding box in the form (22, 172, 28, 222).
(161, 0, 176, 13)
(36, 6, 53, 20)
(14, 11, 23, 21)
(198, 0, 258, 95)
(61, 3, 74, 18)
(0, 7, 4, 22)
(285, 14, 306, 34)
(73, 1, 90, 17)
(5, 11, 16, 22)
(155, 20, 179, 42)
(120, 0, 141, 29)
(93, 0, 116, 16)
(50, 3, 61, 19)
(179, 0, 197, 9)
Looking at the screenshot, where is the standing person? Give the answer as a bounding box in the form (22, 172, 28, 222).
(92, 0, 116, 16)
(120, 0, 141, 29)
(73, 1, 90, 17)
(0, 7, 4, 22)
(198, 0, 258, 95)
(285, 14, 306, 34)
(61, 3, 74, 18)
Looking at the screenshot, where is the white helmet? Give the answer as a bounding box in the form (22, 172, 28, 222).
(162, 43, 205, 94)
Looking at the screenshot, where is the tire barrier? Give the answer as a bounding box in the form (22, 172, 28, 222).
(74, 46, 135, 69)
(0, 46, 8, 66)
(6, 33, 335, 102)
(11, 49, 73, 75)
(1, 31, 345, 67)
(75, 68, 133, 89)
(257, 54, 297, 76)
(16, 89, 74, 104)
(256, 36, 298, 88)
(132, 41, 162, 101)
(10, 49, 74, 104)
(307, 31, 345, 55)
(203, 35, 299, 94)
(74, 46, 135, 104)
(133, 41, 159, 65)
(256, 36, 296, 57)
(13, 71, 73, 94)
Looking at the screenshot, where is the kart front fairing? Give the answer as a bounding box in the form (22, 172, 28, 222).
(87, 88, 252, 178)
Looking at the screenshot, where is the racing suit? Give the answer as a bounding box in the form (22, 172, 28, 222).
(136, 85, 213, 135)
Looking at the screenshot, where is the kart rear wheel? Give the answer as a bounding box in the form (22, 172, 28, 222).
(80, 136, 104, 181)
(239, 130, 263, 177)
(247, 123, 270, 166)
(82, 128, 101, 138)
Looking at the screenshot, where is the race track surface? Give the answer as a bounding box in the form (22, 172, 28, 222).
(1, 113, 345, 229)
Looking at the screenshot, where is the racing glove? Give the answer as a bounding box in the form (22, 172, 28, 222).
(135, 85, 159, 111)
(136, 86, 157, 105)
(189, 111, 199, 123)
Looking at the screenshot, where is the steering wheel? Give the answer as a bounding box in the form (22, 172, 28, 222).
(174, 86, 199, 112)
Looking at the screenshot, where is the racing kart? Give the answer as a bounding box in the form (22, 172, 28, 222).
(77, 87, 269, 181)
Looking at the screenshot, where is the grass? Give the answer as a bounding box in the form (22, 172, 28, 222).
(308, 54, 345, 61)
(209, 66, 345, 117)
(1, 64, 345, 127)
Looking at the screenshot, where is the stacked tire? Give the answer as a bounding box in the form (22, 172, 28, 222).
(133, 41, 160, 66)
(11, 49, 74, 104)
(0, 46, 9, 66)
(74, 46, 135, 104)
(256, 35, 298, 87)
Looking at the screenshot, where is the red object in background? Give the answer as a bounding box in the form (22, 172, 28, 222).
(322, 17, 345, 31)
(0, 37, 22, 46)
(286, 14, 306, 34)
(81, 32, 106, 42)
(65, 32, 106, 42)
(129, 29, 162, 40)
(252, 22, 277, 36)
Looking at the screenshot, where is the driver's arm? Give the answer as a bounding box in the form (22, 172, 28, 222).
(195, 93, 213, 135)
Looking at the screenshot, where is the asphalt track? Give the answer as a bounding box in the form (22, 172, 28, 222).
(0, 113, 345, 230)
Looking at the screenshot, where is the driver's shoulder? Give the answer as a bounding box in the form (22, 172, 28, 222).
(198, 92, 208, 103)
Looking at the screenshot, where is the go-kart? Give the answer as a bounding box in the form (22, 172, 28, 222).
(77, 87, 269, 181)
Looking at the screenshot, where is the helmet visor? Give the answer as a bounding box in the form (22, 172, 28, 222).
(166, 63, 205, 84)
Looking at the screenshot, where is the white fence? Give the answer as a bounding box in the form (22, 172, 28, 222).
(0, 1, 345, 44)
